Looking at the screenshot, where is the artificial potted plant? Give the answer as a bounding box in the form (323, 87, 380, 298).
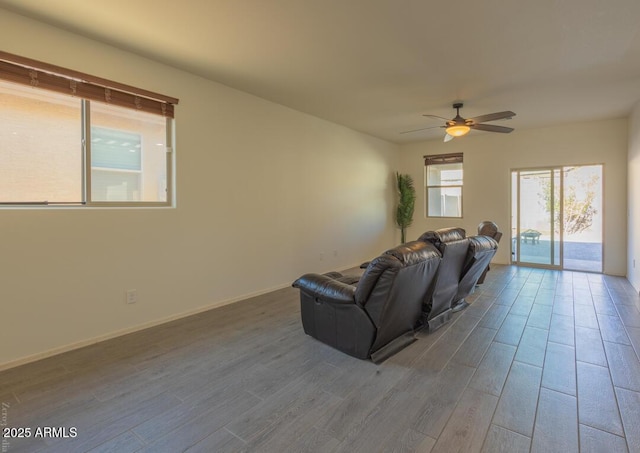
(395, 172, 416, 243)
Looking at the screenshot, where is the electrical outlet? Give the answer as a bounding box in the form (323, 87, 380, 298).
(319, 252, 324, 261)
(126, 289, 138, 304)
(333, 250, 338, 257)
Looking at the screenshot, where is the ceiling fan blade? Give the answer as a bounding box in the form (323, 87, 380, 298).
(444, 133, 454, 142)
(467, 111, 516, 124)
(470, 123, 514, 133)
(400, 125, 444, 134)
(422, 114, 452, 121)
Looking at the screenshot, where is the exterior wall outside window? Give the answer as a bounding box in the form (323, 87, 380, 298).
(0, 83, 82, 202)
(0, 80, 169, 204)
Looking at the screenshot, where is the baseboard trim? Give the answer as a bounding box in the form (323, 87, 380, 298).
(0, 281, 294, 372)
(0, 263, 365, 372)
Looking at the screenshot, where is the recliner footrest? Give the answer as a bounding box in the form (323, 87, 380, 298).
(426, 308, 452, 332)
(370, 331, 416, 364)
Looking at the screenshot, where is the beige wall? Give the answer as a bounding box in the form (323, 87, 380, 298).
(398, 119, 628, 275)
(0, 11, 398, 368)
(628, 101, 640, 292)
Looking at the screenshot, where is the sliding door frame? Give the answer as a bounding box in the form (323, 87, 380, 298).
(511, 164, 604, 272)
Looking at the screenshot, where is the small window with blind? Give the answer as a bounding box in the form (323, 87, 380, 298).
(425, 153, 463, 218)
(0, 51, 178, 207)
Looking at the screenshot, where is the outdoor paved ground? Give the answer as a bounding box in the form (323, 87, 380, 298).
(514, 239, 602, 272)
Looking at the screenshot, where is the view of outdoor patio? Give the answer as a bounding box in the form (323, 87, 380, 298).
(512, 165, 602, 272)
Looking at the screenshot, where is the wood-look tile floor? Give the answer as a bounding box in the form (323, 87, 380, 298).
(2, 265, 640, 452)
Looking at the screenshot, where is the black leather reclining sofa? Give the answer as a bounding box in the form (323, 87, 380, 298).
(292, 226, 498, 362)
(293, 241, 441, 363)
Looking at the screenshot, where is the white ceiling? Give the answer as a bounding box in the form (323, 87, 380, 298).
(2, 0, 640, 143)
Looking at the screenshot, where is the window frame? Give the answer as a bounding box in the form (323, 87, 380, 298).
(83, 102, 174, 207)
(0, 51, 177, 208)
(424, 153, 464, 219)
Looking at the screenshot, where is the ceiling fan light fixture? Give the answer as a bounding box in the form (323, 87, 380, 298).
(445, 124, 470, 137)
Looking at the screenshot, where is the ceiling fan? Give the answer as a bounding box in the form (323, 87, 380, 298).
(402, 102, 516, 142)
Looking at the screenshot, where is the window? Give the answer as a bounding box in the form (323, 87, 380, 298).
(0, 51, 178, 206)
(89, 102, 169, 203)
(91, 127, 143, 202)
(425, 153, 463, 218)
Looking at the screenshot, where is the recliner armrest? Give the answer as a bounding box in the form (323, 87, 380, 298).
(292, 273, 357, 304)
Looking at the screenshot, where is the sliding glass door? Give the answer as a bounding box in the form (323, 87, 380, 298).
(511, 165, 602, 272)
(562, 165, 603, 272)
(512, 168, 561, 268)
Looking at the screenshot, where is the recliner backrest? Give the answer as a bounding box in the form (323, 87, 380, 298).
(478, 221, 503, 243)
(356, 241, 441, 351)
(456, 235, 499, 303)
(417, 227, 466, 248)
(477, 221, 502, 284)
(354, 254, 400, 306)
(417, 227, 470, 329)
